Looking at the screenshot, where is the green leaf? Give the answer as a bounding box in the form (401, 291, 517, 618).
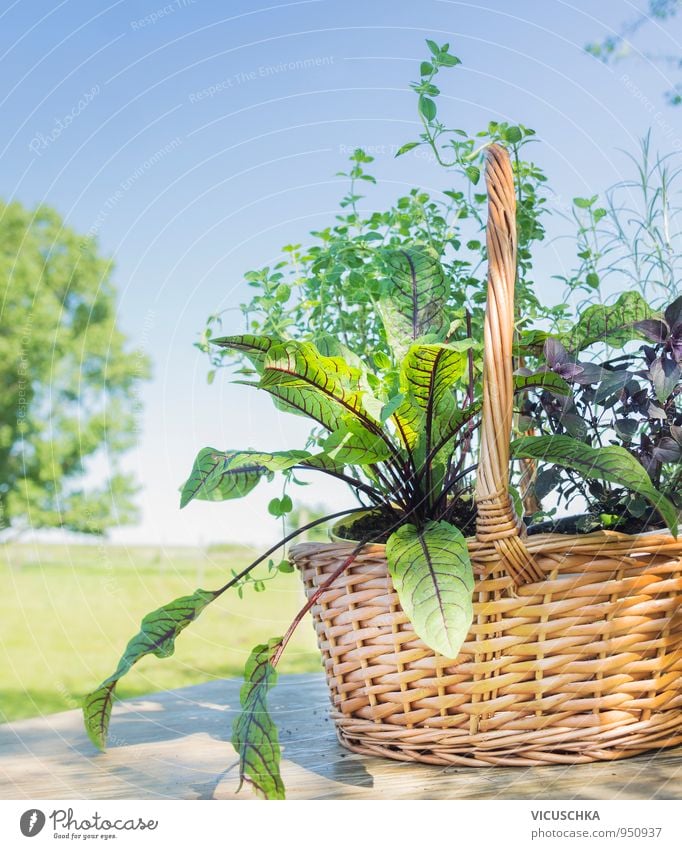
(395, 141, 420, 158)
(429, 401, 482, 458)
(386, 521, 474, 658)
(232, 639, 285, 800)
(439, 52, 461, 67)
(312, 334, 369, 373)
(268, 495, 293, 517)
(508, 484, 524, 519)
(373, 351, 393, 370)
(513, 371, 571, 396)
(558, 291, 653, 352)
(313, 334, 385, 416)
(259, 341, 381, 433)
(398, 343, 468, 453)
(297, 452, 346, 475)
(321, 416, 393, 465)
(420, 61, 434, 76)
(257, 343, 393, 461)
(514, 329, 550, 356)
(419, 96, 437, 121)
(275, 283, 291, 302)
(180, 448, 307, 508)
(378, 248, 449, 360)
(380, 393, 406, 422)
(211, 334, 280, 373)
(511, 435, 679, 536)
(573, 196, 596, 209)
(465, 165, 480, 185)
(83, 589, 218, 750)
(504, 125, 522, 144)
(426, 39, 440, 56)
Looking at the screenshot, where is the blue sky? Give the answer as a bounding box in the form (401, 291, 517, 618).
(2, 0, 681, 546)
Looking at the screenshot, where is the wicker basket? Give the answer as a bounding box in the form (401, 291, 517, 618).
(290, 145, 682, 766)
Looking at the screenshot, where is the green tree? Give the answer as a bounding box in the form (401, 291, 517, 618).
(0, 200, 150, 535)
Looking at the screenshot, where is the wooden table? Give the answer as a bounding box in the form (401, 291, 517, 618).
(1, 673, 681, 800)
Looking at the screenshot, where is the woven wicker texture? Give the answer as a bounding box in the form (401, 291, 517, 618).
(290, 145, 682, 765)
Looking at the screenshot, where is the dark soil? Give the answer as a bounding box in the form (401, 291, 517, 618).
(334, 498, 478, 544)
(525, 511, 666, 536)
(334, 508, 401, 544)
(335, 503, 666, 543)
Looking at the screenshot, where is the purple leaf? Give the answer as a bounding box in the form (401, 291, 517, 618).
(556, 362, 584, 380)
(648, 402, 668, 421)
(559, 412, 588, 439)
(664, 294, 682, 330)
(642, 345, 657, 366)
(594, 370, 632, 403)
(544, 338, 568, 368)
(614, 418, 638, 440)
(652, 437, 682, 463)
(650, 356, 681, 403)
(635, 319, 668, 344)
(670, 322, 682, 363)
(639, 449, 658, 475)
(573, 362, 605, 385)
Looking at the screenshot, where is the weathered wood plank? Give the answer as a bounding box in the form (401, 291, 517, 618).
(1, 674, 681, 799)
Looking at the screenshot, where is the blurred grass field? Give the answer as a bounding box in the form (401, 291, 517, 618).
(0, 542, 320, 723)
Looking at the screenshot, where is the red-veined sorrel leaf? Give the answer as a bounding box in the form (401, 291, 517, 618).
(386, 521, 474, 658)
(378, 248, 448, 359)
(210, 334, 280, 373)
(321, 416, 393, 465)
(557, 291, 653, 352)
(511, 435, 678, 536)
(398, 342, 469, 452)
(257, 342, 396, 463)
(83, 589, 218, 750)
(513, 371, 571, 396)
(232, 638, 285, 800)
(260, 341, 376, 425)
(180, 448, 308, 508)
(426, 401, 482, 460)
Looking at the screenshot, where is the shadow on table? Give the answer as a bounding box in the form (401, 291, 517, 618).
(85, 676, 375, 797)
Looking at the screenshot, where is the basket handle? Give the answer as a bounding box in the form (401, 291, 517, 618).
(474, 145, 543, 585)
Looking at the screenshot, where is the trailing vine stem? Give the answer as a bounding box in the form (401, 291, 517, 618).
(270, 541, 369, 667)
(213, 506, 368, 597)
